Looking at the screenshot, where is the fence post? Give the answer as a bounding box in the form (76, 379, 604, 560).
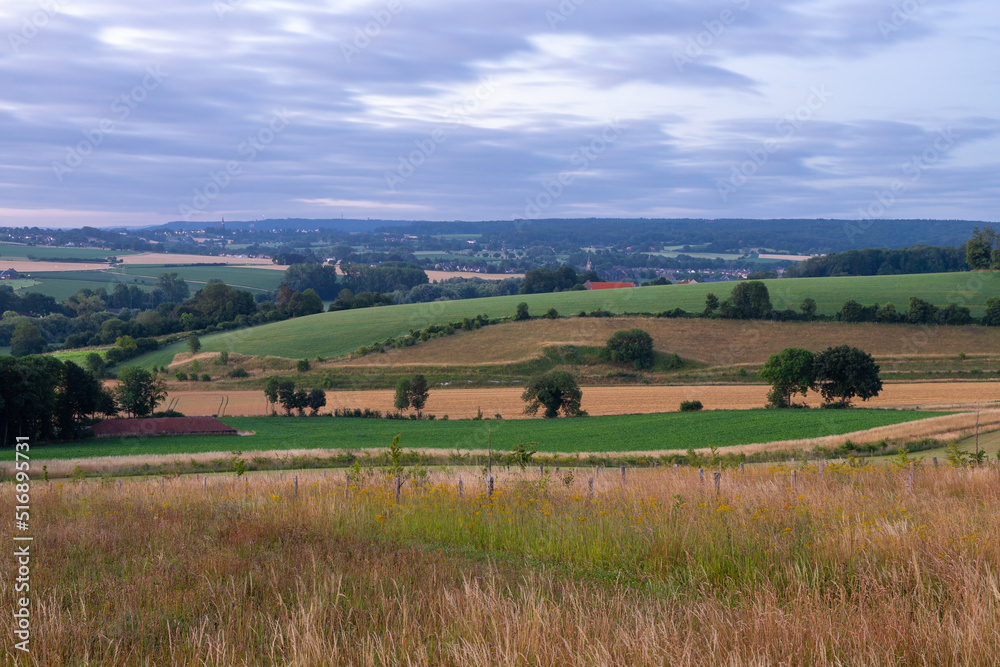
(395, 475, 402, 503)
(487, 475, 494, 499)
(673, 463, 678, 477)
(203, 477, 207, 491)
(713, 471, 721, 496)
(906, 461, 914, 495)
(458, 477, 463, 498)
(160, 478, 164, 492)
(345, 473, 350, 499)
(620, 466, 626, 482)
(588, 477, 594, 499)
(539, 465, 544, 477)
(740, 462, 745, 474)
(294, 475, 298, 498)
(118, 479, 122, 491)
(699, 468, 704, 486)
(933, 457, 938, 468)
(791, 469, 797, 493)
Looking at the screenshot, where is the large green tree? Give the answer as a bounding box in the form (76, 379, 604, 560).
(722, 281, 772, 319)
(114, 366, 167, 418)
(10, 320, 47, 357)
(758, 348, 815, 408)
(606, 329, 655, 370)
(966, 225, 997, 270)
(522, 371, 586, 418)
(813, 345, 882, 407)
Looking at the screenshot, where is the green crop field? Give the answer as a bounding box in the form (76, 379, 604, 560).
(5, 410, 949, 461)
(15, 272, 159, 301)
(127, 270, 1000, 367)
(108, 266, 281, 292)
(0, 243, 132, 260)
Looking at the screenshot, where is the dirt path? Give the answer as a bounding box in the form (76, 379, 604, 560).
(165, 382, 1000, 419)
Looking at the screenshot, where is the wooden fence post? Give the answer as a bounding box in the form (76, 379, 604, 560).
(203, 477, 207, 491)
(588, 477, 594, 499)
(539, 465, 544, 477)
(740, 462, 745, 474)
(933, 457, 938, 468)
(713, 471, 721, 496)
(791, 469, 797, 493)
(294, 475, 298, 498)
(395, 476, 402, 503)
(673, 463, 678, 477)
(345, 473, 350, 499)
(487, 475, 494, 499)
(699, 468, 704, 486)
(458, 477, 463, 498)
(906, 462, 914, 495)
(620, 466, 626, 482)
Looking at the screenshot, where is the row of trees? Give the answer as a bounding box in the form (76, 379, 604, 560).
(263, 378, 327, 416)
(0, 357, 170, 446)
(759, 346, 882, 408)
(280, 262, 429, 300)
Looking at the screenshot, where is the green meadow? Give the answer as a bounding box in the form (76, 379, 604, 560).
(5, 410, 949, 461)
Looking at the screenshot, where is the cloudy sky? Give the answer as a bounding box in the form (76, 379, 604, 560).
(1, 0, 997, 228)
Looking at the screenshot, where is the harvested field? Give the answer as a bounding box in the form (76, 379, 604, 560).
(165, 381, 1000, 420)
(425, 270, 525, 281)
(334, 317, 1000, 367)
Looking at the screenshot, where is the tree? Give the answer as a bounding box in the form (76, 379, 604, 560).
(10, 321, 46, 357)
(280, 263, 339, 299)
(56, 361, 106, 438)
(966, 225, 997, 270)
(800, 298, 817, 320)
(264, 376, 281, 414)
(84, 352, 106, 378)
(188, 334, 201, 355)
(157, 272, 190, 303)
(277, 379, 297, 416)
(394, 377, 411, 411)
(605, 329, 655, 370)
(813, 345, 882, 407)
(723, 281, 772, 319)
(514, 302, 530, 321)
(408, 374, 429, 412)
(703, 293, 719, 316)
(306, 388, 327, 416)
(521, 370, 586, 418)
(114, 366, 167, 418)
(983, 297, 1000, 326)
(907, 297, 939, 324)
(758, 348, 815, 408)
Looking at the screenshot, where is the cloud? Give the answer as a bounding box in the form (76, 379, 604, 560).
(0, 0, 996, 226)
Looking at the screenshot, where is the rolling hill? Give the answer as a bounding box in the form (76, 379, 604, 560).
(126, 271, 1000, 368)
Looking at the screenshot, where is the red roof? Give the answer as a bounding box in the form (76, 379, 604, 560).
(584, 280, 635, 290)
(91, 417, 237, 438)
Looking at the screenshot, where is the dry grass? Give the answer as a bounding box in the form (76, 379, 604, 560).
(160, 383, 1000, 419)
(333, 317, 1000, 368)
(3, 464, 998, 665)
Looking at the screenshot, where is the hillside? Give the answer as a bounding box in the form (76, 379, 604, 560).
(127, 271, 1000, 368)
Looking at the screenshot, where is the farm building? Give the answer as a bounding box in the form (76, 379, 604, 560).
(0, 268, 20, 279)
(90, 417, 237, 438)
(584, 280, 635, 290)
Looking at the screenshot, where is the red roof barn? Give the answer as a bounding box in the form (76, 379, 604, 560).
(583, 280, 636, 290)
(90, 417, 237, 438)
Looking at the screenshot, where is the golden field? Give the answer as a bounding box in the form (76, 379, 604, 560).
(2, 463, 997, 665)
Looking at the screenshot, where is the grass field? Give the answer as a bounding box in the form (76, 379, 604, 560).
(126, 271, 1000, 368)
(108, 265, 282, 292)
(3, 464, 997, 664)
(0, 243, 132, 260)
(3, 410, 949, 461)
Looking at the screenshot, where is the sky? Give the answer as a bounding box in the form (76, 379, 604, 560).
(1, 0, 997, 228)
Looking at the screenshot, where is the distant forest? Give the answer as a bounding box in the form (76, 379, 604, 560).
(785, 245, 969, 277)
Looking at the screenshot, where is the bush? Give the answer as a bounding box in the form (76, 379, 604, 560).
(297, 359, 311, 372)
(679, 400, 703, 412)
(200, 373, 211, 382)
(175, 372, 188, 381)
(228, 367, 249, 378)
(606, 329, 655, 370)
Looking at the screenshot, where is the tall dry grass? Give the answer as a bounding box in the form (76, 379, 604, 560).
(2, 463, 999, 665)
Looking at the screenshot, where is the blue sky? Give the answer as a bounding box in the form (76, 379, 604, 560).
(1, 0, 997, 227)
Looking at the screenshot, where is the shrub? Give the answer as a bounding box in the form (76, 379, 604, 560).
(680, 400, 703, 412)
(606, 329, 655, 370)
(175, 372, 188, 381)
(200, 373, 211, 382)
(228, 367, 249, 378)
(297, 359, 311, 372)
